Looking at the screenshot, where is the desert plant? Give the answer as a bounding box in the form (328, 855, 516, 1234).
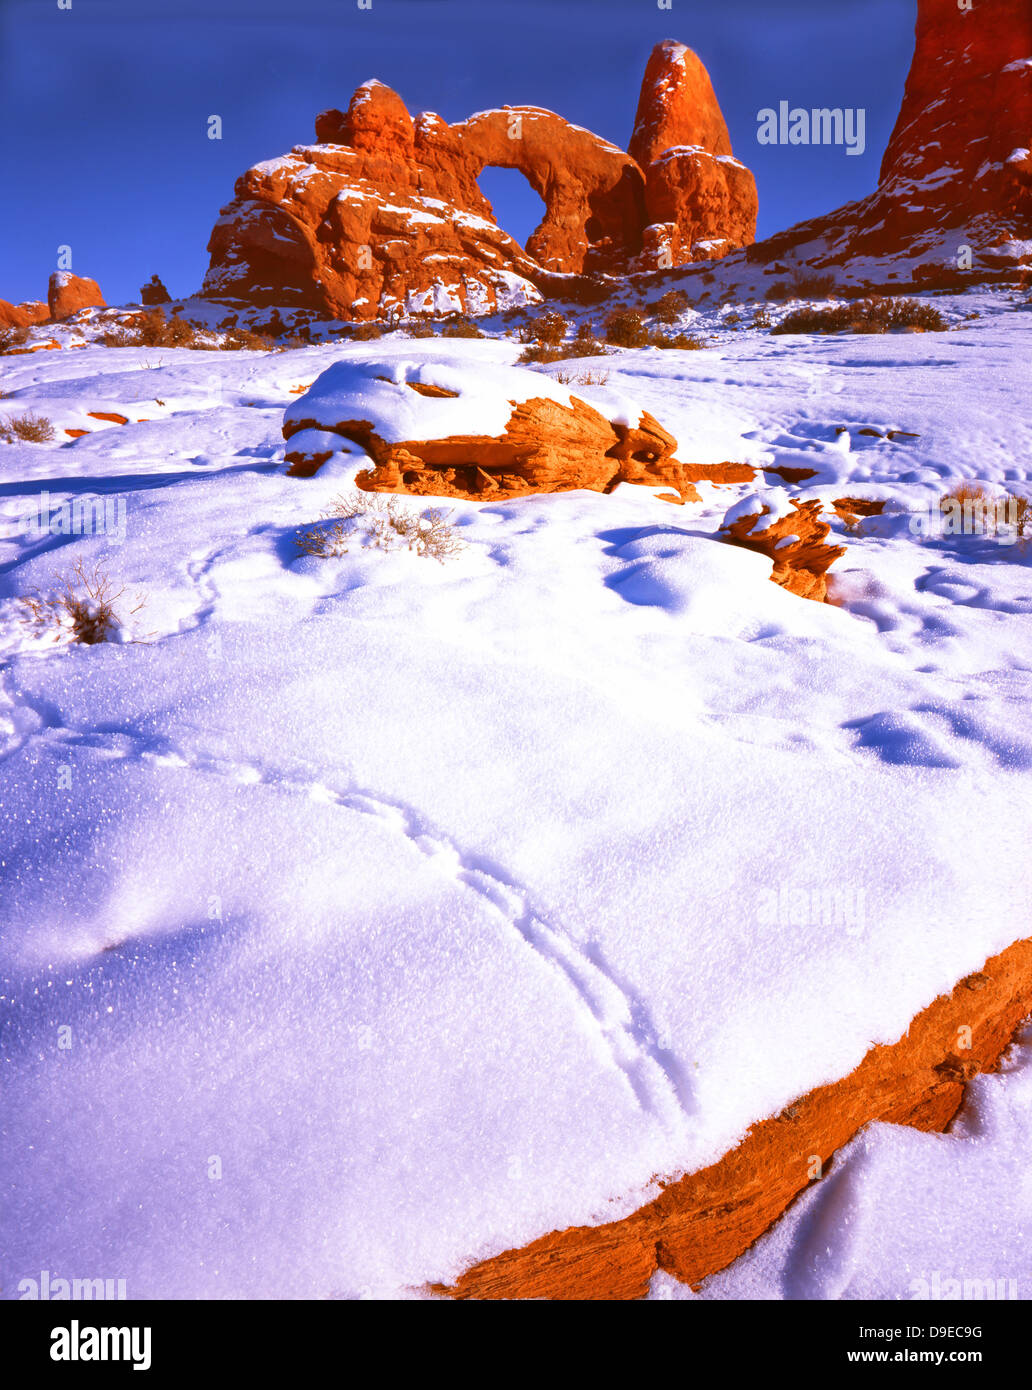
(18, 559, 145, 644)
(649, 331, 706, 350)
(765, 282, 791, 302)
(752, 307, 772, 328)
(222, 325, 276, 350)
(604, 307, 649, 348)
(0, 411, 56, 443)
(0, 325, 29, 353)
(519, 311, 568, 345)
(551, 367, 610, 386)
(407, 321, 436, 338)
(772, 296, 947, 336)
(790, 270, 836, 298)
(652, 289, 690, 324)
(296, 490, 465, 563)
(440, 317, 484, 339)
(349, 322, 384, 342)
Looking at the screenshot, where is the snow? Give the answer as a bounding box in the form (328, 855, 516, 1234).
(2, 289, 1032, 1300)
(283, 353, 617, 444)
(656, 1022, 1032, 1301)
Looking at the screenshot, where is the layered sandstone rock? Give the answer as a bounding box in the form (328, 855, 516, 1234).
(753, 0, 1032, 275)
(0, 299, 49, 329)
(47, 272, 106, 320)
(445, 936, 1032, 1300)
(720, 495, 845, 602)
(630, 40, 758, 269)
(282, 357, 712, 501)
(203, 44, 756, 320)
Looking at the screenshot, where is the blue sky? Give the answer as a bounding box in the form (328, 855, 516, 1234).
(0, 0, 916, 306)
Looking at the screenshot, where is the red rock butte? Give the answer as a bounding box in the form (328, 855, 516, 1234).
(202, 41, 758, 321)
(758, 0, 1032, 274)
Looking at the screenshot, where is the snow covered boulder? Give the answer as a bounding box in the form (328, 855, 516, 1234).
(47, 271, 105, 320)
(283, 357, 706, 501)
(719, 491, 845, 602)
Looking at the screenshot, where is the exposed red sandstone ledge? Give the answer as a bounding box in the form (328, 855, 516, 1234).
(442, 936, 1032, 1300)
(284, 383, 753, 502)
(721, 497, 845, 603)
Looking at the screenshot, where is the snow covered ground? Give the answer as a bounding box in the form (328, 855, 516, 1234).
(2, 287, 1031, 1298)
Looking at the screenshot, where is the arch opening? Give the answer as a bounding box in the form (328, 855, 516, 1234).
(475, 166, 546, 253)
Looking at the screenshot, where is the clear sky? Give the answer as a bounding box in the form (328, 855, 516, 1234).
(0, 0, 917, 307)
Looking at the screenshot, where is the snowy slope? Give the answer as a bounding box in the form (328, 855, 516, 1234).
(2, 291, 1031, 1298)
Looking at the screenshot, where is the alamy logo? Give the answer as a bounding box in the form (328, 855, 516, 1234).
(8, 490, 127, 543)
(910, 1271, 1018, 1301)
(757, 101, 866, 157)
(757, 884, 866, 936)
(18, 1269, 127, 1300)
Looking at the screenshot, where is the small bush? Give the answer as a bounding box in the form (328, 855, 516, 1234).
(552, 368, 610, 386)
(295, 490, 465, 564)
(349, 322, 384, 342)
(772, 296, 947, 336)
(604, 307, 649, 348)
(18, 559, 145, 645)
(652, 289, 690, 324)
(790, 270, 836, 298)
(0, 411, 56, 443)
(440, 317, 484, 339)
(222, 325, 276, 351)
(407, 321, 436, 338)
(765, 282, 791, 301)
(519, 311, 568, 346)
(0, 325, 29, 353)
(649, 331, 706, 350)
(752, 308, 772, 328)
(517, 340, 601, 363)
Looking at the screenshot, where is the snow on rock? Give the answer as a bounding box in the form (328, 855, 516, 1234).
(1, 304, 1031, 1300)
(282, 353, 720, 502)
(47, 272, 105, 321)
(202, 47, 757, 320)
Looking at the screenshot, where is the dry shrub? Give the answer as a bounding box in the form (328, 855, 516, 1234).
(604, 307, 649, 348)
(652, 289, 690, 324)
(18, 559, 145, 644)
(790, 270, 836, 298)
(296, 490, 465, 563)
(407, 321, 436, 338)
(222, 325, 276, 350)
(518, 340, 601, 363)
(0, 325, 30, 353)
(0, 411, 56, 443)
(440, 317, 484, 339)
(648, 331, 706, 350)
(937, 484, 1032, 541)
(519, 312, 568, 346)
(752, 307, 772, 328)
(551, 368, 610, 385)
(773, 296, 947, 335)
(765, 281, 791, 302)
(349, 322, 384, 342)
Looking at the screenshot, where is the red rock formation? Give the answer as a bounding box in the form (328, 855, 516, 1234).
(630, 40, 758, 269)
(203, 46, 756, 319)
(0, 299, 48, 329)
(47, 273, 106, 320)
(444, 936, 1032, 1300)
(721, 497, 845, 602)
(752, 0, 1032, 275)
(282, 358, 749, 501)
(140, 275, 172, 306)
